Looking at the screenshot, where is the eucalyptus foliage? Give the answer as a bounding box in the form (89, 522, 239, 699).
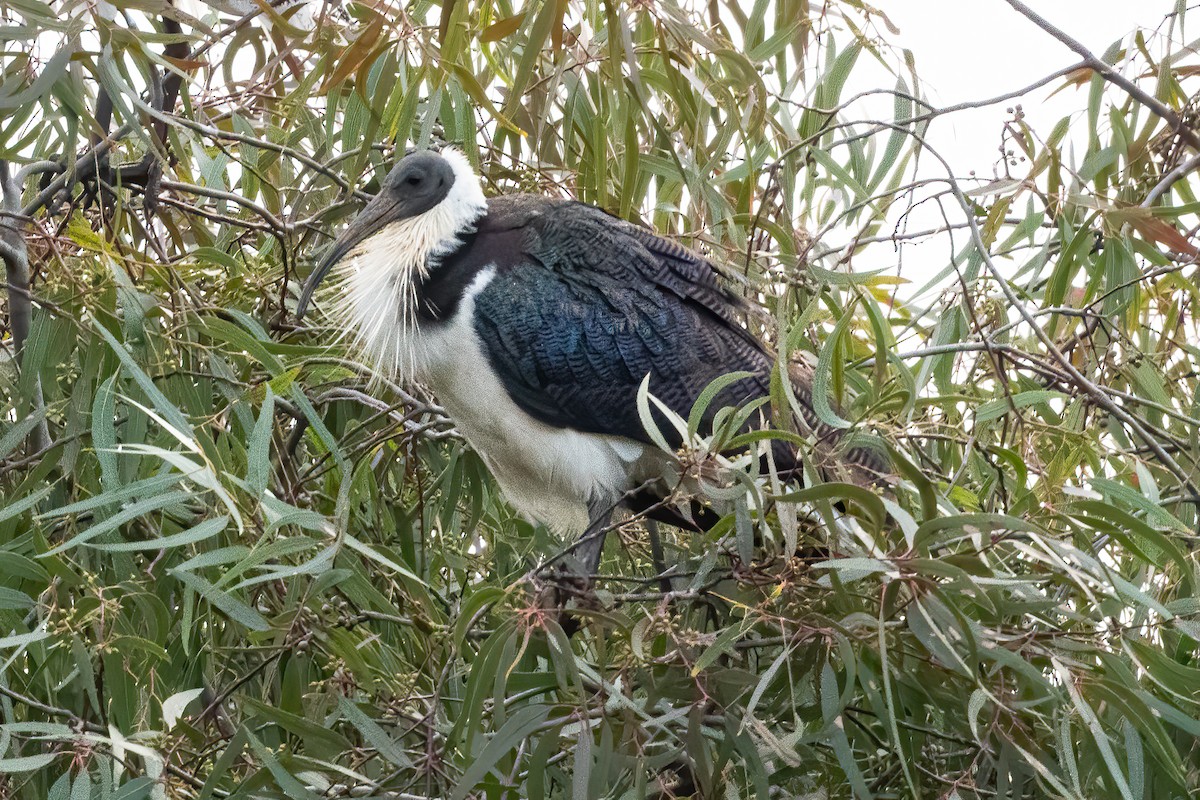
(2, 0, 1200, 797)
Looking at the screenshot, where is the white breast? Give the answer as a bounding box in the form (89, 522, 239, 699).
(325, 148, 656, 533)
(410, 269, 654, 534)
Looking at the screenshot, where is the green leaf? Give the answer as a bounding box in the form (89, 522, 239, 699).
(88, 515, 229, 552)
(169, 569, 269, 631)
(0, 752, 59, 772)
(975, 390, 1068, 423)
(42, 490, 191, 555)
(0, 43, 70, 109)
(692, 618, 756, 675)
(337, 696, 413, 768)
(42, 473, 183, 519)
(246, 387, 274, 498)
(810, 300, 856, 430)
(450, 704, 553, 800)
(687, 371, 754, 440)
(95, 322, 194, 441)
(0, 486, 52, 525)
(0, 410, 45, 459)
(480, 13, 525, 42)
(92, 374, 120, 491)
(244, 729, 322, 800)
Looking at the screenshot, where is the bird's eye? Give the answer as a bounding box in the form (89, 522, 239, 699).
(406, 175, 423, 187)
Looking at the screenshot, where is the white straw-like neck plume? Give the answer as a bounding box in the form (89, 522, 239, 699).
(323, 148, 488, 380)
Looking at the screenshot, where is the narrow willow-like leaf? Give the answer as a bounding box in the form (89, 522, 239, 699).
(41, 490, 190, 555)
(169, 569, 269, 632)
(809, 302, 855, 431)
(246, 387, 274, 498)
(87, 516, 229, 552)
(337, 696, 413, 768)
(94, 322, 193, 439)
(450, 704, 553, 800)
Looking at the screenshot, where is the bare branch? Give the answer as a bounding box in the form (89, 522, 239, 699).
(0, 163, 33, 358)
(1142, 150, 1200, 207)
(1003, 0, 1200, 151)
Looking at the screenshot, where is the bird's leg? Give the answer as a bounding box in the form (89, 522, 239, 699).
(544, 501, 613, 637)
(565, 499, 613, 580)
(646, 520, 675, 595)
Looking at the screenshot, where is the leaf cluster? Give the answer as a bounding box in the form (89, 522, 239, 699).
(2, 1, 1200, 798)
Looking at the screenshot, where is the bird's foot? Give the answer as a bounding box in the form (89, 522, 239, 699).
(525, 559, 598, 637)
(526, 506, 611, 636)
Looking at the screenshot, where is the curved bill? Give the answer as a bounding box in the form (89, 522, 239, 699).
(295, 193, 404, 319)
(296, 239, 351, 319)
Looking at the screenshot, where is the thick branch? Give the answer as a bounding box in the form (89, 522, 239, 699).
(21, 122, 136, 218)
(1003, 0, 1200, 151)
(1, 164, 51, 454)
(0, 163, 32, 358)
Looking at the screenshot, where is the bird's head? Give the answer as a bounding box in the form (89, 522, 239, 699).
(296, 148, 487, 318)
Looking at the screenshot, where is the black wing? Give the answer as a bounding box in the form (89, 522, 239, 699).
(463, 197, 784, 455)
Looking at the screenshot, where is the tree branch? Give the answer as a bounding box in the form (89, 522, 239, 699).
(1, 163, 33, 358)
(1002, 0, 1200, 151)
(1, 164, 51, 454)
(1141, 150, 1200, 207)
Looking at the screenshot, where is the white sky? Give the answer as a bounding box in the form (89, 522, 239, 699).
(844, 0, 1178, 293)
(887, 0, 1176, 175)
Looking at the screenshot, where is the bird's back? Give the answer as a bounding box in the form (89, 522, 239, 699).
(435, 198, 778, 443)
(319, 176, 881, 533)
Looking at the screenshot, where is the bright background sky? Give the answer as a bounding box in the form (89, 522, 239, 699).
(847, 1, 1178, 294)
(887, 0, 1176, 175)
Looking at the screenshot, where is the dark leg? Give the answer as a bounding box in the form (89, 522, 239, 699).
(646, 520, 675, 595)
(549, 500, 613, 637)
(565, 500, 613, 579)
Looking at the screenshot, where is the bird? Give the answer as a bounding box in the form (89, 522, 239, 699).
(297, 147, 881, 573)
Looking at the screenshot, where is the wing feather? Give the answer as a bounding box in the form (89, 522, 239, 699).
(467, 199, 783, 458)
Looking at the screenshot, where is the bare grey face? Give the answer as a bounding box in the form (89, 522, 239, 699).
(297, 150, 457, 318)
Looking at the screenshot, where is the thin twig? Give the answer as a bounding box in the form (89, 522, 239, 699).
(1002, 0, 1200, 151)
(924, 133, 1200, 493)
(1141, 150, 1200, 207)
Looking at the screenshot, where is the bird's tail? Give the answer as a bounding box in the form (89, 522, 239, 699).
(777, 361, 889, 488)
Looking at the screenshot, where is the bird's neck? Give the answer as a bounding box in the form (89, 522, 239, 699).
(337, 207, 486, 379)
